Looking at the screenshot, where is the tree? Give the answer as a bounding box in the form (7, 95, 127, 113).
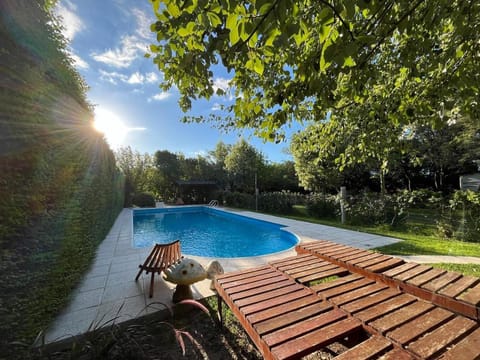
(115, 146, 156, 201)
(208, 141, 231, 189)
(154, 150, 183, 200)
(224, 139, 265, 192)
(262, 161, 302, 192)
(149, 0, 480, 168)
(291, 121, 382, 193)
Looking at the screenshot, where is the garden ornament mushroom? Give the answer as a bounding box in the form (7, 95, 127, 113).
(163, 258, 207, 303)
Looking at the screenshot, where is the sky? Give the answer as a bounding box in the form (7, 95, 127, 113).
(54, 0, 302, 163)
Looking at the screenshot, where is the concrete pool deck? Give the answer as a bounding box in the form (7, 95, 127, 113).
(45, 206, 403, 343)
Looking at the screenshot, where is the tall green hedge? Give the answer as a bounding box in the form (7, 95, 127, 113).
(0, 0, 124, 356)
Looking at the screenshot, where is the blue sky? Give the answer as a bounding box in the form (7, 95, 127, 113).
(55, 0, 301, 162)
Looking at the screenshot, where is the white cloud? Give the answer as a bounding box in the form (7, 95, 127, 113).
(70, 53, 89, 69)
(99, 70, 158, 86)
(213, 77, 231, 93)
(55, 0, 85, 41)
(127, 71, 159, 84)
(211, 103, 222, 111)
(99, 69, 128, 84)
(127, 72, 144, 84)
(148, 92, 171, 102)
(212, 77, 234, 100)
(132, 8, 155, 40)
(92, 35, 147, 68)
(90, 8, 154, 69)
(145, 72, 159, 83)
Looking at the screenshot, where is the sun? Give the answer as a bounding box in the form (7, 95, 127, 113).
(93, 107, 128, 149)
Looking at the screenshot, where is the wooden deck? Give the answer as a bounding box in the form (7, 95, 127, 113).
(215, 241, 480, 360)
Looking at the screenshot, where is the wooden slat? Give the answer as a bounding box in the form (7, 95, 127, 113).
(393, 265, 432, 282)
(321, 246, 356, 257)
(387, 307, 454, 345)
(378, 348, 414, 359)
(230, 279, 294, 300)
(241, 288, 312, 316)
(216, 265, 271, 281)
(263, 308, 346, 347)
(439, 326, 480, 360)
(329, 283, 388, 306)
(438, 276, 479, 298)
(407, 316, 477, 359)
(355, 294, 416, 323)
(333, 335, 392, 360)
(286, 263, 338, 279)
(317, 278, 375, 300)
(221, 270, 282, 289)
(334, 248, 370, 260)
(338, 251, 376, 263)
(227, 275, 289, 295)
(355, 255, 393, 269)
(235, 283, 304, 307)
(254, 301, 333, 335)
(271, 317, 362, 360)
(269, 254, 314, 267)
(275, 258, 327, 272)
(310, 274, 363, 293)
(297, 267, 349, 284)
(382, 262, 419, 278)
(369, 300, 435, 333)
(421, 271, 463, 292)
(341, 288, 401, 314)
(366, 257, 404, 273)
(456, 282, 480, 305)
(406, 268, 446, 287)
(247, 295, 324, 325)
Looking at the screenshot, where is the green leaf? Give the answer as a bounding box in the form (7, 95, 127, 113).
(226, 14, 237, 31)
(229, 25, 240, 45)
(343, 56, 356, 67)
(253, 58, 264, 75)
(207, 12, 222, 27)
(166, 2, 181, 17)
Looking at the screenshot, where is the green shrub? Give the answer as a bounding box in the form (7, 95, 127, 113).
(132, 193, 156, 207)
(223, 191, 255, 209)
(306, 193, 338, 219)
(345, 192, 387, 226)
(258, 191, 297, 214)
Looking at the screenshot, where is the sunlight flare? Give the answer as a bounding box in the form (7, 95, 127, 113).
(93, 107, 128, 149)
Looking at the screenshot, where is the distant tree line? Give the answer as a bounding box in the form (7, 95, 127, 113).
(291, 121, 480, 195)
(115, 139, 303, 205)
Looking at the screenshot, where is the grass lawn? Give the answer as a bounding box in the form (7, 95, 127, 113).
(278, 205, 480, 276)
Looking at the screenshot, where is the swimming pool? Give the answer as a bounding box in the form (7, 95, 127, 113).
(132, 206, 298, 257)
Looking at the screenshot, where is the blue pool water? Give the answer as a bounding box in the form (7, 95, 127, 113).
(133, 207, 298, 257)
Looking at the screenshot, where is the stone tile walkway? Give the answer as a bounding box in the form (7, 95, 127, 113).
(45, 207, 402, 343)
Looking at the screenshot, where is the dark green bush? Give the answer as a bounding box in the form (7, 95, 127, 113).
(223, 191, 255, 209)
(258, 191, 297, 214)
(346, 192, 387, 226)
(132, 193, 156, 207)
(306, 193, 338, 219)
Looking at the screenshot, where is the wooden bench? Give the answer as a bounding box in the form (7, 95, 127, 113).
(296, 240, 480, 320)
(135, 240, 182, 297)
(215, 243, 480, 359)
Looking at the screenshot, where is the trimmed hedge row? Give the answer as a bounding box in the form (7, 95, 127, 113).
(0, 1, 124, 356)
